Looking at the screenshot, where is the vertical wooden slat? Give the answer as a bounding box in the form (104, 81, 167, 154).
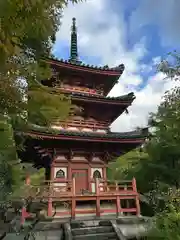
(47, 198, 53, 217)
(115, 181, 118, 191)
(25, 174, 30, 185)
(103, 167, 107, 191)
(88, 164, 92, 192)
(21, 206, 31, 225)
(95, 178, 100, 217)
(68, 162, 71, 180)
(95, 177, 100, 195)
(71, 177, 76, 218)
(50, 163, 54, 181)
(123, 183, 129, 215)
(116, 195, 121, 217)
(132, 178, 140, 216)
(72, 177, 76, 195)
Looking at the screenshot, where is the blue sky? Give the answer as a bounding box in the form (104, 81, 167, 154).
(52, 0, 179, 132)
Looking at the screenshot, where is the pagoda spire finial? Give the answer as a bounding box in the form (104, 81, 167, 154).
(70, 17, 79, 63)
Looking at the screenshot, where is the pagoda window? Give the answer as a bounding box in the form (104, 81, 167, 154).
(56, 169, 65, 178)
(93, 170, 101, 179)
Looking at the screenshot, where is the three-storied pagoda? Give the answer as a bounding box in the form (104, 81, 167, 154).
(17, 18, 148, 219)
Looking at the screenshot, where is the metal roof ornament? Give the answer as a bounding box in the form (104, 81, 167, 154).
(69, 18, 81, 64)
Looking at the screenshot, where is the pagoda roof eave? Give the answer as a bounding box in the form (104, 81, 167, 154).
(71, 92, 136, 105)
(71, 92, 136, 124)
(50, 90, 136, 105)
(16, 126, 148, 144)
(43, 58, 125, 77)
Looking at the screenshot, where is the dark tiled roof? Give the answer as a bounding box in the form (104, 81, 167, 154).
(45, 57, 125, 74)
(19, 125, 148, 140)
(71, 92, 136, 102)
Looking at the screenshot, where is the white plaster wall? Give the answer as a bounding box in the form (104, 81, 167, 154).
(53, 167, 67, 190)
(91, 168, 103, 193)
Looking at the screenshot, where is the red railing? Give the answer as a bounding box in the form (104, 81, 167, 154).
(23, 178, 140, 218)
(90, 178, 134, 192)
(54, 86, 103, 96)
(52, 119, 109, 131)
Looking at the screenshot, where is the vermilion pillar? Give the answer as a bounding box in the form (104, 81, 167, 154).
(132, 177, 141, 216)
(25, 173, 30, 185)
(47, 198, 53, 217)
(47, 163, 53, 216)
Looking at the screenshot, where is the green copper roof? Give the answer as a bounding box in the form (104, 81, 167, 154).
(69, 18, 80, 63)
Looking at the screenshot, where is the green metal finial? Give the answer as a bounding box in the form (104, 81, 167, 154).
(70, 17, 78, 62)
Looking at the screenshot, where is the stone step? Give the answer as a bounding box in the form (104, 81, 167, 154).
(73, 232, 117, 240)
(72, 226, 114, 235)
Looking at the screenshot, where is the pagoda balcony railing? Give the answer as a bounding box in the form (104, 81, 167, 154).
(21, 178, 140, 218)
(55, 85, 104, 96)
(23, 178, 137, 198)
(53, 119, 110, 131)
(90, 178, 134, 192)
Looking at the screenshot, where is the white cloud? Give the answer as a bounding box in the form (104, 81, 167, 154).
(54, 0, 176, 132)
(129, 0, 180, 46)
(111, 72, 177, 131)
(152, 56, 162, 66)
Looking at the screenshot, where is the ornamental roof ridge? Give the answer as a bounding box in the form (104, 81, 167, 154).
(45, 57, 125, 73)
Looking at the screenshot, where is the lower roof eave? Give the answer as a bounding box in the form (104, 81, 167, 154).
(20, 131, 147, 144)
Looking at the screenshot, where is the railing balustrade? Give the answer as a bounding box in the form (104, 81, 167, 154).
(21, 178, 140, 219)
(53, 119, 109, 131)
(54, 86, 103, 96)
(22, 178, 138, 198)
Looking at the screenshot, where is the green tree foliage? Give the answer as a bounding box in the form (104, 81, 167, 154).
(0, 0, 81, 200)
(114, 53, 180, 193)
(144, 52, 180, 190)
(145, 52, 180, 239)
(0, 117, 22, 200)
(147, 190, 180, 240)
(108, 53, 180, 221)
(0, 0, 81, 126)
(157, 51, 180, 80)
(107, 149, 148, 181)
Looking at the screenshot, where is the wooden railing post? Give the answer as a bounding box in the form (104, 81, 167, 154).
(115, 181, 118, 191)
(95, 178, 100, 217)
(95, 177, 100, 195)
(115, 180, 122, 217)
(47, 184, 52, 217)
(116, 195, 121, 217)
(132, 178, 140, 216)
(72, 177, 76, 218)
(72, 177, 76, 196)
(47, 198, 53, 217)
(21, 204, 31, 225)
(25, 173, 30, 185)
